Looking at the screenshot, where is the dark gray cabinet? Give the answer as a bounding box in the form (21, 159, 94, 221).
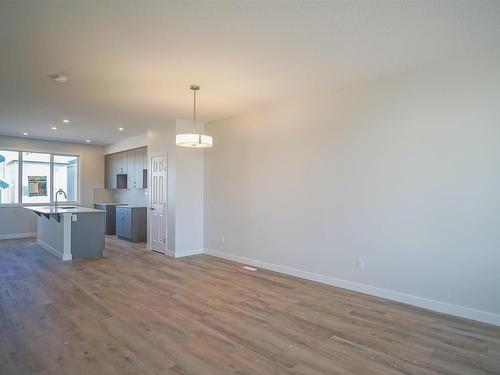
(94, 203, 129, 235)
(116, 174, 128, 189)
(105, 147, 147, 189)
(116, 206, 147, 242)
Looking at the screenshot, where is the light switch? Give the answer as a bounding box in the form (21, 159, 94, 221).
(72, 214, 78, 222)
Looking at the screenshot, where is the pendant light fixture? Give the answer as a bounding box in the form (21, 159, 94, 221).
(176, 85, 213, 148)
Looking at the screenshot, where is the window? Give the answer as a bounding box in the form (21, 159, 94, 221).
(0, 149, 80, 206)
(0, 150, 19, 204)
(22, 152, 51, 204)
(53, 155, 78, 202)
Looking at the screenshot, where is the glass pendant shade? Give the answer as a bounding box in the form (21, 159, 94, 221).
(176, 133, 213, 148)
(176, 84, 213, 148)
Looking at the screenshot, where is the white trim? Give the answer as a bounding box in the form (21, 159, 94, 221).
(174, 249, 203, 258)
(62, 214, 72, 261)
(147, 247, 203, 258)
(203, 248, 500, 327)
(50, 153, 54, 204)
(0, 232, 36, 240)
(37, 239, 68, 260)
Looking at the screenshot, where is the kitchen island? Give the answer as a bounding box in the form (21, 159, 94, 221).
(24, 206, 106, 261)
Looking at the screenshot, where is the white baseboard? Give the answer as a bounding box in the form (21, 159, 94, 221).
(146, 246, 203, 259)
(37, 239, 72, 261)
(0, 232, 36, 240)
(203, 248, 500, 327)
(175, 248, 204, 258)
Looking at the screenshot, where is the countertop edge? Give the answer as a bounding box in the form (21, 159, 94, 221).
(23, 206, 106, 215)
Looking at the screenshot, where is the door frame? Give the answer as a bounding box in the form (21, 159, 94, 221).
(148, 154, 168, 254)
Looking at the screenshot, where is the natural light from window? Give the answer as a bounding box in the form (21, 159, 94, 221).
(54, 155, 78, 202)
(22, 152, 51, 204)
(0, 149, 79, 206)
(0, 150, 19, 204)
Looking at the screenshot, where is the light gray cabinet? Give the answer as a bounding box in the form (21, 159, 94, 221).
(105, 155, 112, 188)
(117, 152, 127, 174)
(127, 150, 136, 188)
(129, 148, 144, 188)
(104, 147, 147, 189)
(105, 153, 117, 189)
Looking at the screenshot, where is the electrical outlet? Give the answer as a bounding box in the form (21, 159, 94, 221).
(220, 235, 225, 243)
(72, 214, 78, 222)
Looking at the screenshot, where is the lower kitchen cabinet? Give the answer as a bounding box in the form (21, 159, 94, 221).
(116, 206, 147, 242)
(94, 203, 117, 235)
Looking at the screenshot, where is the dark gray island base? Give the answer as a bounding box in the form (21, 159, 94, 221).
(24, 206, 106, 260)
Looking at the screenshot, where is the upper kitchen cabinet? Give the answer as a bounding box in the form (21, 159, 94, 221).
(105, 154, 112, 188)
(104, 147, 147, 189)
(129, 148, 145, 188)
(116, 152, 128, 174)
(127, 151, 136, 188)
(105, 153, 117, 189)
(142, 148, 148, 189)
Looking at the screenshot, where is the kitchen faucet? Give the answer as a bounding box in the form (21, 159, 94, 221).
(55, 189, 67, 208)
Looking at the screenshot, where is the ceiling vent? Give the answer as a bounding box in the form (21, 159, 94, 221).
(47, 74, 67, 83)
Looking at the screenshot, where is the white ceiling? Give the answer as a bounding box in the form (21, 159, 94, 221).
(0, 1, 499, 145)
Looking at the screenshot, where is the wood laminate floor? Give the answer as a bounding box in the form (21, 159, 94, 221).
(1, 237, 499, 374)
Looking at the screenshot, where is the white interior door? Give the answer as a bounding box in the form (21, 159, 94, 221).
(149, 155, 167, 253)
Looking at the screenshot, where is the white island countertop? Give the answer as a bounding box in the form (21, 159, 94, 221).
(24, 206, 106, 215)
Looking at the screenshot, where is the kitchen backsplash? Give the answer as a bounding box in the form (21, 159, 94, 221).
(93, 188, 148, 206)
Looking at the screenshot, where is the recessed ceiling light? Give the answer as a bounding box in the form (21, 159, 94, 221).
(118, 127, 124, 131)
(63, 119, 70, 123)
(85, 139, 91, 143)
(51, 126, 58, 130)
(23, 132, 28, 136)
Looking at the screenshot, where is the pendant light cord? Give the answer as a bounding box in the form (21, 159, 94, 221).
(193, 88, 197, 133)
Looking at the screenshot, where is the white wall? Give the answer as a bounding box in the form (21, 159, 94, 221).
(0, 207, 37, 239)
(0, 136, 105, 238)
(204, 53, 500, 325)
(104, 133, 147, 155)
(147, 121, 177, 252)
(175, 119, 204, 253)
(145, 119, 204, 254)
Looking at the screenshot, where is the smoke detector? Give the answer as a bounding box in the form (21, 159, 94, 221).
(47, 74, 67, 83)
